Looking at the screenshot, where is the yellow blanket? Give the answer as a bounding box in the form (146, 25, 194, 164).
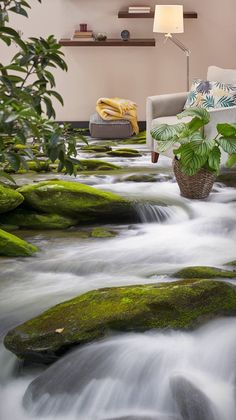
(96, 97, 139, 135)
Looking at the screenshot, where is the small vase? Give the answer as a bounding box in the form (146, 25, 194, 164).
(173, 158, 216, 199)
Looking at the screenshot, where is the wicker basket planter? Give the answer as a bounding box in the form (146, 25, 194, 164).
(173, 158, 216, 199)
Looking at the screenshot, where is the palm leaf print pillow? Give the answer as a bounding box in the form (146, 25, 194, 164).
(184, 79, 236, 109)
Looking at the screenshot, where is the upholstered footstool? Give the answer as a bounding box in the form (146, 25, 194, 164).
(89, 113, 133, 139)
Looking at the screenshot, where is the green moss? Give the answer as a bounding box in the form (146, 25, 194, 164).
(0, 209, 77, 230)
(125, 174, 157, 183)
(0, 185, 24, 214)
(17, 180, 133, 223)
(0, 228, 38, 257)
(90, 227, 117, 238)
(78, 159, 120, 171)
(225, 260, 236, 266)
(4, 279, 236, 363)
(174, 266, 236, 279)
(81, 145, 112, 153)
(107, 148, 142, 158)
(27, 161, 50, 172)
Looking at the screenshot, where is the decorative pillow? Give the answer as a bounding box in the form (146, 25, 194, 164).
(184, 79, 236, 109)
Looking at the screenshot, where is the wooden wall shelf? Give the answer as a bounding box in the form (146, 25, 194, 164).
(59, 39, 156, 47)
(118, 11, 198, 19)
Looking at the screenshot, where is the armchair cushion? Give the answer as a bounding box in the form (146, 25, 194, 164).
(207, 66, 236, 84)
(184, 79, 236, 110)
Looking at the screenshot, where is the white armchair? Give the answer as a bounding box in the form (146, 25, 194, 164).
(146, 66, 236, 163)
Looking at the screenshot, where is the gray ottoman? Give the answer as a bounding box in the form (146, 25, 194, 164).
(89, 113, 133, 139)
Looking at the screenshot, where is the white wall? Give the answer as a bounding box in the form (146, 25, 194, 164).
(1, 0, 236, 121)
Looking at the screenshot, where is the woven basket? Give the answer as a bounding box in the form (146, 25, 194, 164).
(173, 158, 216, 199)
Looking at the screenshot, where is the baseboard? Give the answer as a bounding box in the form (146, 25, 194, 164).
(57, 121, 146, 132)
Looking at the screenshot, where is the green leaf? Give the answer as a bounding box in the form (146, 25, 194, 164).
(0, 26, 20, 38)
(151, 123, 185, 148)
(178, 107, 210, 125)
(217, 123, 236, 138)
(0, 170, 16, 184)
(218, 137, 236, 154)
(226, 154, 236, 168)
(9, 6, 28, 17)
(177, 144, 207, 176)
(190, 132, 215, 155)
(208, 146, 221, 173)
(6, 152, 21, 171)
(47, 90, 64, 105)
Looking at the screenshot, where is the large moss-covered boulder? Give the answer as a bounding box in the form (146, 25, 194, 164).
(0, 209, 77, 230)
(17, 181, 133, 223)
(174, 266, 236, 279)
(0, 228, 38, 257)
(4, 279, 236, 363)
(0, 185, 24, 214)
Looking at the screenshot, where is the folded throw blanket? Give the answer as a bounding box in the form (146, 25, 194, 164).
(96, 97, 139, 135)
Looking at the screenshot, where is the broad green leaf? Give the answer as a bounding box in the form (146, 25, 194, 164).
(151, 123, 185, 142)
(218, 137, 236, 154)
(177, 144, 207, 176)
(178, 107, 210, 125)
(217, 123, 236, 138)
(208, 146, 221, 173)
(190, 132, 215, 155)
(226, 154, 236, 168)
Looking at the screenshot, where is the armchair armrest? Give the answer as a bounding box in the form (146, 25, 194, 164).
(146, 92, 188, 149)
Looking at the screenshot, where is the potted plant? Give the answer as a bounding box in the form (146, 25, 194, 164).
(151, 107, 236, 199)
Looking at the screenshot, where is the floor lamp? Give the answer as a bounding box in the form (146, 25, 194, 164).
(153, 5, 190, 91)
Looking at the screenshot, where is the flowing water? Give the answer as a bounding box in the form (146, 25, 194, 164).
(0, 150, 236, 420)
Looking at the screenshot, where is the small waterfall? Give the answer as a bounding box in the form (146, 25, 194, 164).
(20, 318, 236, 420)
(135, 203, 189, 224)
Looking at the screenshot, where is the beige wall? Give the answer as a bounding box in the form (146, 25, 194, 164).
(1, 0, 236, 121)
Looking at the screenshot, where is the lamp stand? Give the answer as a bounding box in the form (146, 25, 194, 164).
(165, 33, 190, 91)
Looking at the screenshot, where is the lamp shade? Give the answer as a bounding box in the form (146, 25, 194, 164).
(153, 5, 184, 34)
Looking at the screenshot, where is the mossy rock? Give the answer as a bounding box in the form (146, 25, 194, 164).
(0, 228, 38, 257)
(0, 209, 77, 230)
(0, 185, 24, 214)
(174, 266, 236, 279)
(225, 260, 236, 266)
(217, 170, 236, 187)
(107, 148, 142, 158)
(4, 279, 236, 364)
(6, 160, 50, 174)
(27, 161, 50, 172)
(17, 181, 133, 223)
(90, 227, 117, 238)
(78, 159, 120, 171)
(124, 174, 157, 183)
(80, 145, 112, 153)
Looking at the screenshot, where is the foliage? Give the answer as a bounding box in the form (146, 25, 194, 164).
(151, 107, 236, 176)
(0, 0, 86, 181)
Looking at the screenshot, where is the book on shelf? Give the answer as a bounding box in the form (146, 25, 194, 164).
(71, 37, 94, 41)
(128, 9, 151, 14)
(128, 6, 151, 10)
(74, 31, 93, 36)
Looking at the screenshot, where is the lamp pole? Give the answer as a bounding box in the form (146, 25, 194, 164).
(165, 33, 191, 91)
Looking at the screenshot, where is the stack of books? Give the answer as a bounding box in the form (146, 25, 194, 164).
(72, 30, 94, 41)
(128, 6, 151, 14)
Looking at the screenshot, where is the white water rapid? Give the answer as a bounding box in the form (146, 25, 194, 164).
(0, 152, 236, 420)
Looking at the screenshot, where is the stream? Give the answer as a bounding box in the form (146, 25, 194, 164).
(0, 147, 236, 420)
